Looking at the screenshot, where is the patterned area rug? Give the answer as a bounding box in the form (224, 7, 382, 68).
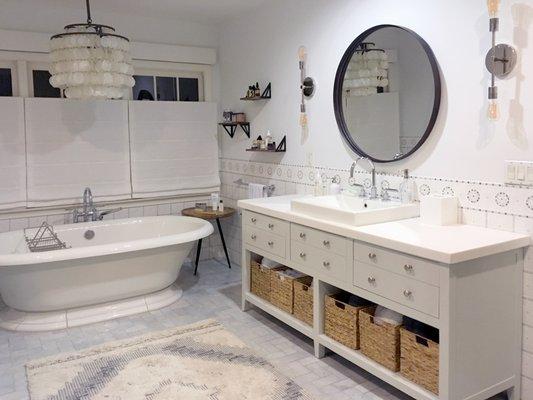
(26, 319, 312, 400)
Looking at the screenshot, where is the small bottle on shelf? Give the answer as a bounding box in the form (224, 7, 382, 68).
(218, 199, 224, 212)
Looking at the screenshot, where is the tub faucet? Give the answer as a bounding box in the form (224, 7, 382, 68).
(350, 157, 377, 199)
(73, 188, 122, 222)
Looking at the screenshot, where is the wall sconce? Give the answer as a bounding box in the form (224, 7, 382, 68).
(485, 0, 517, 121)
(298, 46, 315, 128)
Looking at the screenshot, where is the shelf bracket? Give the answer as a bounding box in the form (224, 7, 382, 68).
(221, 124, 237, 138)
(240, 123, 251, 138)
(276, 135, 286, 152)
(261, 82, 272, 99)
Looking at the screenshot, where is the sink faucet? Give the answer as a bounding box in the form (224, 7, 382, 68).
(73, 187, 122, 223)
(350, 157, 378, 199)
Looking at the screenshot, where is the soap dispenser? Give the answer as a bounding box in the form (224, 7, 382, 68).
(399, 169, 415, 203)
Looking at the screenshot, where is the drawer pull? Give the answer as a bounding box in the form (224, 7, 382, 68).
(299, 252, 306, 258)
(323, 240, 330, 246)
(323, 261, 330, 267)
(403, 289, 412, 298)
(367, 276, 376, 284)
(404, 264, 414, 272)
(299, 232, 306, 238)
(267, 241, 274, 247)
(251, 234, 257, 240)
(368, 253, 377, 260)
(268, 223, 274, 229)
(251, 217, 257, 223)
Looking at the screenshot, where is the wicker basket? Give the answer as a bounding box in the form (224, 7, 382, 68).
(270, 269, 303, 313)
(250, 260, 285, 302)
(359, 306, 402, 371)
(324, 293, 368, 350)
(293, 276, 313, 326)
(400, 328, 439, 394)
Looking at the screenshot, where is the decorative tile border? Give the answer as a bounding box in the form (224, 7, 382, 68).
(220, 157, 533, 219)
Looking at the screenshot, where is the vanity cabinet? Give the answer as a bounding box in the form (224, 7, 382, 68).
(240, 209, 524, 400)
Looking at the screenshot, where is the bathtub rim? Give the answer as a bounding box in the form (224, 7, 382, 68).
(0, 216, 214, 267)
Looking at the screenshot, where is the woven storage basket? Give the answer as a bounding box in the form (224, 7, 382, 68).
(400, 328, 439, 394)
(359, 306, 402, 371)
(293, 276, 313, 326)
(270, 269, 301, 313)
(324, 293, 367, 350)
(250, 260, 285, 302)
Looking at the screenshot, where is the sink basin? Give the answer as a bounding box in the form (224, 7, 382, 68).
(290, 194, 419, 226)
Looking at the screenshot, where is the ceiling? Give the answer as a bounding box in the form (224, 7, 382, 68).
(0, 0, 268, 25)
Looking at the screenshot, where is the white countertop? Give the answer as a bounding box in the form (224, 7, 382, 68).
(237, 195, 530, 264)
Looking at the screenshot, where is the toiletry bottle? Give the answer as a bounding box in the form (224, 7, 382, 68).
(265, 130, 272, 148)
(255, 82, 260, 97)
(211, 193, 219, 211)
(329, 176, 341, 195)
(314, 170, 323, 196)
(399, 169, 415, 203)
(218, 199, 224, 212)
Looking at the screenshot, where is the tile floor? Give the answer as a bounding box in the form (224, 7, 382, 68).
(0, 259, 506, 400)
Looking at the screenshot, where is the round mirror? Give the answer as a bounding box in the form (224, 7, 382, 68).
(334, 25, 441, 162)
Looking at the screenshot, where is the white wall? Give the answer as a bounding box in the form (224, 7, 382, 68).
(218, 0, 533, 183)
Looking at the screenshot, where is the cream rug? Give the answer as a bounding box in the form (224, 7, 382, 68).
(26, 319, 312, 400)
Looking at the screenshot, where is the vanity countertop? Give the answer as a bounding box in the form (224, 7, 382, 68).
(238, 195, 530, 264)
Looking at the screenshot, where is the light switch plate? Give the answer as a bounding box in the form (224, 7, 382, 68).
(506, 160, 533, 186)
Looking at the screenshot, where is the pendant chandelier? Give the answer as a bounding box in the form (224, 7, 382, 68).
(49, 0, 135, 99)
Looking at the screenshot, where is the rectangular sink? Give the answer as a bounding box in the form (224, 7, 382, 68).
(290, 194, 419, 226)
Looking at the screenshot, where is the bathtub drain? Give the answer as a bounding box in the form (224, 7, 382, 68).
(84, 230, 95, 240)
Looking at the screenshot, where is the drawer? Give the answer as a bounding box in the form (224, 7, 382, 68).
(291, 241, 348, 282)
(244, 211, 289, 237)
(354, 241, 440, 287)
(244, 225, 286, 259)
(354, 261, 439, 318)
(291, 224, 349, 256)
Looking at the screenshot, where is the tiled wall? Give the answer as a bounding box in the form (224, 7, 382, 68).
(0, 195, 223, 262)
(218, 156, 533, 395)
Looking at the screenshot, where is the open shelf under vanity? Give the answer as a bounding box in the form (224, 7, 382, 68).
(239, 208, 524, 400)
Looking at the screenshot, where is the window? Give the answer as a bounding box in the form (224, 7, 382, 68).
(0, 69, 13, 97)
(179, 78, 199, 102)
(0, 61, 17, 97)
(131, 69, 203, 102)
(32, 70, 61, 98)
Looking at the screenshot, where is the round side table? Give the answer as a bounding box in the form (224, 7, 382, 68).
(182, 207, 236, 275)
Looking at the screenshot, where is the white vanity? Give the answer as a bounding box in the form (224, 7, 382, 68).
(238, 194, 529, 400)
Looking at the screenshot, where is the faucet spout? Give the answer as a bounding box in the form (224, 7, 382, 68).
(351, 157, 377, 199)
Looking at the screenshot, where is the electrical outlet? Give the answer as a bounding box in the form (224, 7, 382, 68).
(506, 160, 533, 185)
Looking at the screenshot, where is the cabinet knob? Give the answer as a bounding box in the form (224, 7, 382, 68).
(251, 217, 257, 223)
(323, 240, 330, 246)
(404, 264, 413, 272)
(403, 289, 412, 298)
(251, 234, 256, 240)
(267, 241, 274, 246)
(299, 252, 306, 258)
(323, 261, 330, 267)
(367, 276, 376, 284)
(299, 232, 306, 238)
(368, 253, 377, 260)
(268, 223, 274, 229)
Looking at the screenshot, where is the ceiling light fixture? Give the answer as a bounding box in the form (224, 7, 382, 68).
(49, 0, 135, 99)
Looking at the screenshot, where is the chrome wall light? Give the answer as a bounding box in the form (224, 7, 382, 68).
(485, 0, 517, 121)
(298, 46, 315, 128)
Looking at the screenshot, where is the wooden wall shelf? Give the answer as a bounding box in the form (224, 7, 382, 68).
(245, 135, 286, 153)
(240, 83, 271, 101)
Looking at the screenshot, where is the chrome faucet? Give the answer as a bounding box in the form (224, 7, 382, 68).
(73, 187, 122, 223)
(350, 157, 378, 199)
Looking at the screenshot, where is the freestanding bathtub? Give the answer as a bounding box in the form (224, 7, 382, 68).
(0, 216, 213, 331)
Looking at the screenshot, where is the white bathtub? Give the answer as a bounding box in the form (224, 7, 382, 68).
(0, 216, 213, 330)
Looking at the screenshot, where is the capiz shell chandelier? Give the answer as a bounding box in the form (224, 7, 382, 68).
(49, 0, 135, 99)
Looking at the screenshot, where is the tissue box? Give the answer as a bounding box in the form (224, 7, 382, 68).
(420, 195, 458, 226)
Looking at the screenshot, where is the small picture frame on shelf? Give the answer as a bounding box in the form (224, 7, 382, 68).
(232, 112, 246, 123)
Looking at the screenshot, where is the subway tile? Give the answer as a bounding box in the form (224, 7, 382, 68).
(157, 203, 171, 216)
(486, 212, 514, 232)
(9, 218, 28, 231)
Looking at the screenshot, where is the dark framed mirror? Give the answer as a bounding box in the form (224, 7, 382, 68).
(334, 25, 441, 163)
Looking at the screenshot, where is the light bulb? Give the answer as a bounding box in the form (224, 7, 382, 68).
(487, 0, 500, 18)
(487, 100, 500, 121)
(298, 46, 307, 62)
(299, 112, 308, 127)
